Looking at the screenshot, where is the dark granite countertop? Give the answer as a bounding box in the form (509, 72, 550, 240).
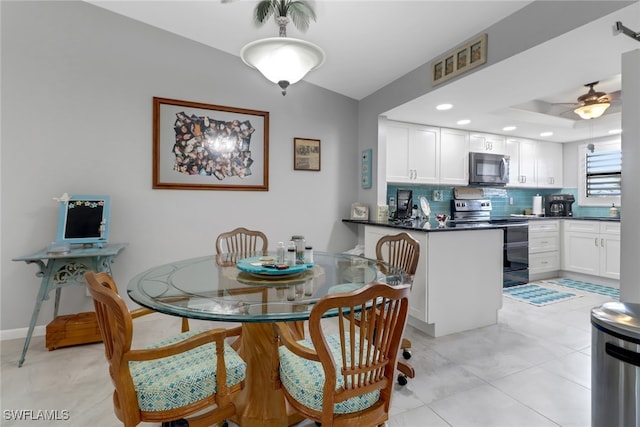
(342, 215, 620, 233)
(342, 218, 503, 232)
(498, 215, 620, 222)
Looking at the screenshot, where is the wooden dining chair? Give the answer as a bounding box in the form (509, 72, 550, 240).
(275, 282, 410, 427)
(215, 227, 268, 256)
(375, 232, 420, 385)
(85, 271, 246, 427)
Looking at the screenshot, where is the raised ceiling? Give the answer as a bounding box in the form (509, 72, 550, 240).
(87, 1, 639, 143)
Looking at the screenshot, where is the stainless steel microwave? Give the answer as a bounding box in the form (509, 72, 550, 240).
(469, 152, 509, 185)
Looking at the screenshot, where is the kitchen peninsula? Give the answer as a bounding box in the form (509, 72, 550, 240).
(343, 218, 503, 337)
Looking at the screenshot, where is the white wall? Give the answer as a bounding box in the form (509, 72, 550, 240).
(1, 1, 359, 331)
(620, 49, 640, 302)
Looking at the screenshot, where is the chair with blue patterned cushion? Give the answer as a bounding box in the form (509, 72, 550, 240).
(375, 232, 420, 385)
(275, 282, 410, 427)
(85, 271, 246, 427)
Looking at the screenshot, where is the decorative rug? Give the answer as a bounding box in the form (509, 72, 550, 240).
(503, 283, 582, 306)
(545, 278, 619, 300)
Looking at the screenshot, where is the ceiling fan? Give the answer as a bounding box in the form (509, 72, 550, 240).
(559, 81, 621, 120)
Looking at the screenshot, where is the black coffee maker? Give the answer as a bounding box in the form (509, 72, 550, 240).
(545, 194, 575, 217)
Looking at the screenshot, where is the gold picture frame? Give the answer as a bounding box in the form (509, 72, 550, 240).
(293, 137, 321, 171)
(432, 34, 487, 86)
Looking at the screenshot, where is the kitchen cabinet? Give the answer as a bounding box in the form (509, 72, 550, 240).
(385, 121, 439, 184)
(528, 220, 560, 279)
(506, 138, 537, 187)
(364, 225, 502, 337)
(439, 128, 469, 185)
(562, 220, 620, 279)
(536, 141, 563, 188)
(506, 138, 563, 188)
(469, 133, 506, 154)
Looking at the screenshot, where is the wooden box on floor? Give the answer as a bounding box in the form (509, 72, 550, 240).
(46, 312, 103, 350)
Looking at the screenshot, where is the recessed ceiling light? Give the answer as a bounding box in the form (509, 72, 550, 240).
(608, 129, 622, 134)
(502, 126, 516, 131)
(436, 103, 453, 111)
(457, 119, 471, 125)
(540, 131, 553, 137)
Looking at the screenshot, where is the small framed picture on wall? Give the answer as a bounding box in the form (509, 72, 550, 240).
(293, 137, 321, 171)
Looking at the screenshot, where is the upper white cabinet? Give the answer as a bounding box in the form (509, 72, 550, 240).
(385, 121, 468, 186)
(506, 138, 563, 188)
(439, 128, 469, 186)
(384, 120, 562, 188)
(506, 138, 537, 187)
(469, 133, 506, 154)
(386, 121, 439, 184)
(536, 141, 563, 188)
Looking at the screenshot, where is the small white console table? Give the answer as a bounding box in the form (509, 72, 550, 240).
(12, 243, 127, 367)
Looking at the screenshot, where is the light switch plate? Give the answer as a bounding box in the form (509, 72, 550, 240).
(433, 190, 444, 201)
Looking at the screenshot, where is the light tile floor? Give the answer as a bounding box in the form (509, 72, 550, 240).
(1, 289, 614, 427)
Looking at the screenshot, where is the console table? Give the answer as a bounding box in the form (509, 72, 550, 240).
(12, 243, 127, 367)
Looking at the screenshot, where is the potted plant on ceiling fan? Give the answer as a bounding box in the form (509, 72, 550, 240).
(253, 0, 317, 37)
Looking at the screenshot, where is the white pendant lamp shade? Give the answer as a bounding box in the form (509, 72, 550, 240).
(241, 37, 325, 94)
(574, 102, 610, 120)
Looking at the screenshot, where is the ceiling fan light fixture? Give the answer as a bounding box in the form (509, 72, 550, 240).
(241, 37, 325, 95)
(574, 102, 610, 119)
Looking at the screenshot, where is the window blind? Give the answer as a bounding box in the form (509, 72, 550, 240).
(586, 149, 622, 197)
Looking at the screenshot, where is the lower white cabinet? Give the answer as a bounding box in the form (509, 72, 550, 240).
(529, 220, 560, 278)
(364, 225, 502, 337)
(562, 220, 620, 279)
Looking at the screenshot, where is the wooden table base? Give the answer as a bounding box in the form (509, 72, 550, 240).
(232, 322, 305, 427)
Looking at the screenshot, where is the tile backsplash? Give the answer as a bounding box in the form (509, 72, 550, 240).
(386, 185, 613, 218)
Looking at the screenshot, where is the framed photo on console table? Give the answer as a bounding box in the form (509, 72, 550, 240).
(293, 137, 321, 171)
(153, 97, 269, 191)
(350, 203, 369, 220)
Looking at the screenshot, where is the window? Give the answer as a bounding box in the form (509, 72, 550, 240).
(578, 139, 621, 207)
(586, 149, 622, 197)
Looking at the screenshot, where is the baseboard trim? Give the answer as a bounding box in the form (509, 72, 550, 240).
(0, 325, 46, 341)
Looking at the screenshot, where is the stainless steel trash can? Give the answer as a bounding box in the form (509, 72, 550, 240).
(591, 301, 640, 427)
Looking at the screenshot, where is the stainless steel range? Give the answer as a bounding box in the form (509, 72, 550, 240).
(451, 198, 529, 287)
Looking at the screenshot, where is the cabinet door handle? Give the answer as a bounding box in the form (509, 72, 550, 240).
(601, 238, 605, 247)
(595, 238, 599, 247)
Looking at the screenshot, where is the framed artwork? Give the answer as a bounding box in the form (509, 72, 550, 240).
(432, 34, 487, 86)
(293, 137, 321, 171)
(350, 203, 369, 220)
(361, 148, 372, 189)
(153, 97, 269, 191)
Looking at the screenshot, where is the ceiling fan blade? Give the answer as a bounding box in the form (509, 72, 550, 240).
(608, 90, 622, 102)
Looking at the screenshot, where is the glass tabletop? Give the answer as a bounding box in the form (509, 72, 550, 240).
(127, 251, 406, 323)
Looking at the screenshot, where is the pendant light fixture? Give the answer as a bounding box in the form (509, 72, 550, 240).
(241, 1, 325, 96)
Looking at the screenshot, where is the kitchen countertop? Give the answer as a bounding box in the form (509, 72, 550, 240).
(342, 218, 505, 232)
(504, 215, 620, 222)
(342, 215, 620, 232)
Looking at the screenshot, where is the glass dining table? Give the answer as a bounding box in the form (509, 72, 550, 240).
(127, 251, 406, 427)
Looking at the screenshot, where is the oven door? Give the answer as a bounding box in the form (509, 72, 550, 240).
(493, 221, 529, 287)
